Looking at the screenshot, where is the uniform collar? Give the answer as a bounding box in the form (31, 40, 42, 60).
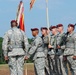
(69, 31, 75, 36)
(11, 27, 18, 30)
(58, 32, 64, 35)
(34, 35, 38, 39)
(52, 33, 58, 37)
(35, 35, 38, 38)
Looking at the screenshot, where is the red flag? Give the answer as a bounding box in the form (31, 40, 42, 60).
(16, 1, 25, 31)
(30, 0, 35, 10)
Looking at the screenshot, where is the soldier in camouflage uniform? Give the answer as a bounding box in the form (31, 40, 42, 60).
(2, 20, 29, 75)
(41, 27, 50, 75)
(26, 28, 45, 75)
(48, 26, 59, 75)
(64, 24, 76, 75)
(56, 24, 67, 75)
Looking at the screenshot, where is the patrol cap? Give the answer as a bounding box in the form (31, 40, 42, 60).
(49, 26, 57, 31)
(68, 24, 75, 29)
(56, 24, 63, 28)
(11, 20, 17, 24)
(31, 28, 39, 31)
(41, 27, 48, 31)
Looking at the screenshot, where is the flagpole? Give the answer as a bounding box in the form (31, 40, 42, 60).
(19, 0, 28, 75)
(25, 61, 27, 75)
(46, 0, 50, 45)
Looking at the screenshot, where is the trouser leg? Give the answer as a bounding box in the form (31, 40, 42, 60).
(63, 56, 69, 75)
(45, 57, 50, 75)
(59, 55, 67, 75)
(34, 58, 45, 75)
(67, 56, 76, 75)
(57, 56, 62, 75)
(34, 65, 38, 75)
(8, 56, 18, 75)
(16, 55, 24, 75)
(50, 55, 58, 75)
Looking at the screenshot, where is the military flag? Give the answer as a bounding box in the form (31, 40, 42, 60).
(30, 0, 36, 10)
(16, 1, 25, 31)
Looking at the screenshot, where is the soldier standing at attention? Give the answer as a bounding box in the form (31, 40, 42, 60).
(56, 24, 67, 75)
(48, 26, 59, 75)
(41, 27, 50, 75)
(2, 20, 29, 75)
(64, 24, 76, 75)
(26, 28, 45, 75)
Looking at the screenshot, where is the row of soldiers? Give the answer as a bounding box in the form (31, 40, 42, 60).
(2, 20, 76, 75)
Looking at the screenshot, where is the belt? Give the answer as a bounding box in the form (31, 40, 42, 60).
(65, 47, 74, 49)
(12, 46, 23, 48)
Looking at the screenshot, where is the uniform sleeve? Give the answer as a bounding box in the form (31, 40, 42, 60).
(57, 34, 66, 50)
(74, 34, 76, 56)
(2, 32, 9, 57)
(23, 32, 29, 54)
(28, 37, 42, 58)
(60, 35, 66, 50)
(51, 38, 56, 49)
(43, 36, 49, 44)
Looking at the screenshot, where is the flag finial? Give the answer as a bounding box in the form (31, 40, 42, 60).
(30, 0, 36, 10)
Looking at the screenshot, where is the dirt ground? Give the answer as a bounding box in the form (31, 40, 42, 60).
(0, 63, 72, 75)
(0, 63, 35, 75)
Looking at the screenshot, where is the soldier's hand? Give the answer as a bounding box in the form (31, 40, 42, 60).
(63, 56, 67, 61)
(48, 45, 52, 48)
(73, 56, 76, 60)
(24, 56, 28, 60)
(57, 45, 61, 49)
(4, 56, 8, 61)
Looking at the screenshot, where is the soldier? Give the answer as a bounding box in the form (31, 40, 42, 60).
(2, 20, 29, 75)
(64, 24, 76, 75)
(26, 28, 45, 75)
(41, 27, 50, 75)
(48, 26, 59, 75)
(56, 24, 67, 75)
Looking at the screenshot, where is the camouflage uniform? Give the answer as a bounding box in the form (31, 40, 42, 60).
(48, 34, 59, 75)
(56, 32, 67, 75)
(2, 27, 29, 75)
(42, 35, 50, 75)
(28, 35, 45, 75)
(64, 31, 76, 75)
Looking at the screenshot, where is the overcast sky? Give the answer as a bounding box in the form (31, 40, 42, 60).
(0, 0, 76, 38)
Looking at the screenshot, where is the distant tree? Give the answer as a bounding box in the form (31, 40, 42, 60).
(0, 37, 5, 64)
(28, 38, 33, 44)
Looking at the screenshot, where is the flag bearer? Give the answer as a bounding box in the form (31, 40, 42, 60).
(48, 26, 59, 75)
(41, 27, 50, 75)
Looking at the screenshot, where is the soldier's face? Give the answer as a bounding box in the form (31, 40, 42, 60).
(32, 31, 39, 37)
(57, 27, 63, 32)
(41, 29, 47, 35)
(32, 31, 36, 37)
(51, 28, 57, 34)
(67, 26, 74, 32)
(11, 22, 17, 27)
